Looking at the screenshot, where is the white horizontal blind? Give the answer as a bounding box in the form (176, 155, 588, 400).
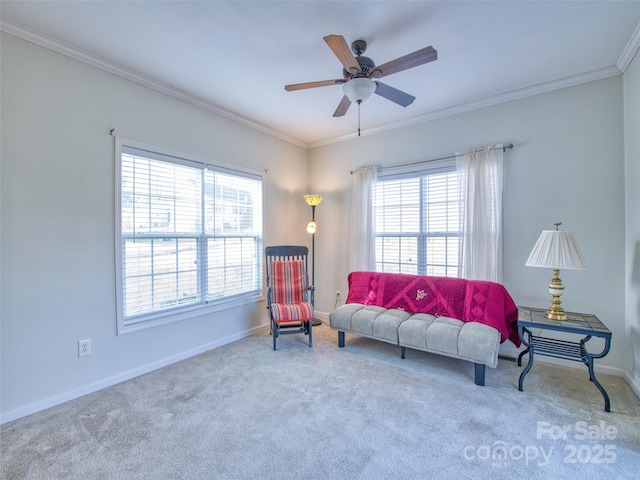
(204, 169, 262, 300)
(423, 169, 461, 276)
(374, 176, 420, 274)
(116, 141, 263, 333)
(121, 150, 202, 318)
(373, 163, 461, 277)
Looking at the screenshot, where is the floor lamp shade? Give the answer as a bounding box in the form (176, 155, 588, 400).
(525, 225, 587, 320)
(304, 194, 323, 207)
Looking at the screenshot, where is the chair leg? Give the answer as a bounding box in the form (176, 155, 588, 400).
(272, 321, 277, 351)
(308, 320, 313, 347)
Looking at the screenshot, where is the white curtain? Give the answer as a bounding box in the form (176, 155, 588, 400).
(349, 167, 377, 272)
(456, 144, 504, 282)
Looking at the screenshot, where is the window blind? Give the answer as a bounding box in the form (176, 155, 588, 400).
(373, 163, 460, 277)
(116, 141, 263, 333)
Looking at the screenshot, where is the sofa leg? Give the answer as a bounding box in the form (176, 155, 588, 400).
(400, 346, 406, 359)
(474, 363, 485, 386)
(338, 331, 345, 347)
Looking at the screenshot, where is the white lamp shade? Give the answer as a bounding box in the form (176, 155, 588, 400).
(525, 230, 587, 269)
(343, 78, 376, 103)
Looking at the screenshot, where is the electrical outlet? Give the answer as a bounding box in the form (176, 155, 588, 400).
(78, 339, 91, 357)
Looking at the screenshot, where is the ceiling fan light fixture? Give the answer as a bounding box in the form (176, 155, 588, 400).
(343, 77, 376, 104)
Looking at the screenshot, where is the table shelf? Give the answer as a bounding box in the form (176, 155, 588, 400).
(526, 335, 584, 361)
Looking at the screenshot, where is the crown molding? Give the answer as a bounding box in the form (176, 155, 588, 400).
(1, 19, 629, 150)
(618, 21, 640, 72)
(308, 65, 622, 148)
(0, 20, 307, 148)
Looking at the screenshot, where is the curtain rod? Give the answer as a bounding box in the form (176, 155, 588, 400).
(350, 143, 513, 174)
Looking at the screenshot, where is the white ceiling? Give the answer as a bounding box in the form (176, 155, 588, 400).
(2, 1, 640, 147)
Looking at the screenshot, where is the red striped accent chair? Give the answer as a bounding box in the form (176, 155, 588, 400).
(265, 246, 314, 350)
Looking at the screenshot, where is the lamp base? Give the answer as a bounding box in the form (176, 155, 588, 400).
(312, 318, 322, 326)
(546, 268, 568, 321)
(545, 308, 568, 321)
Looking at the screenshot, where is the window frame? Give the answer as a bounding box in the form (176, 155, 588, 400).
(114, 137, 264, 335)
(373, 159, 461, 277)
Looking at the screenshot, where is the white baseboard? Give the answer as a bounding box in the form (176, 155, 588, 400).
(0, 324, 268, 425)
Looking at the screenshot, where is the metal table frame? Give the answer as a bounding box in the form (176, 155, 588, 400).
(517, 306, 612, 412)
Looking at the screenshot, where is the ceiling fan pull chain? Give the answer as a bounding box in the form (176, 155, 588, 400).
(358, 101, 361, 137)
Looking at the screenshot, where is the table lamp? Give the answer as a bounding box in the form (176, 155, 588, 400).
(525, 222, 587, 320)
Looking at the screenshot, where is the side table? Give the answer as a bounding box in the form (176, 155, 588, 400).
(517, 306, 612, 412)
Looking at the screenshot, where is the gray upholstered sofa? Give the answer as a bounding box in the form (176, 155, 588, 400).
(329, 271, 520, 386)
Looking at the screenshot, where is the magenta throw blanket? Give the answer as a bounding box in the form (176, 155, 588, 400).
(345, 271, 520, 346)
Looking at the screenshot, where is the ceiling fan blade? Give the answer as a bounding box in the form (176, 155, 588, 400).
(373, 46, 437, 78)
(324, 35, 362, 75)
(285, 79, 345, 91)
(333, 95, 352, 117)
(374, 82, 416, 107)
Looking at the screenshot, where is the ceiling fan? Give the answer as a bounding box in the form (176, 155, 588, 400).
(285, 35, 438, 118)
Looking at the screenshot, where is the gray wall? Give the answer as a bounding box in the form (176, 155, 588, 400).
(0, 34, 309, 421)
(624, 51, 640, 392)
(309, 76, 627, 375)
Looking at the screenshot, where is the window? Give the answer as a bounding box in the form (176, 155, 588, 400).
(115, 139, 263, 334)
(373, 161, 461, 277)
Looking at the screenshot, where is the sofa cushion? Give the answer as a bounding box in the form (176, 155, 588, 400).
(371, 310, 412, 343)
(391, 313, 436, 349)
(329, 303, 370, 332)
(397, 315, 500, 368)
(330, 300, 502, 368)
(330, 304, 411, 344)
(424, 317, 465, 354)
(351, 307, 411, 343)
(457, 322, 500, 368)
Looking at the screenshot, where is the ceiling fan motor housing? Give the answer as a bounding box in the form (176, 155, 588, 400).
(343, 56, 376, 79)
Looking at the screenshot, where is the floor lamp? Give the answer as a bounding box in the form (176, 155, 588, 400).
(304, 194, 323, 326)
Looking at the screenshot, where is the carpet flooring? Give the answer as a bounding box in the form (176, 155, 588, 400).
(2, 322, 639, 479)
